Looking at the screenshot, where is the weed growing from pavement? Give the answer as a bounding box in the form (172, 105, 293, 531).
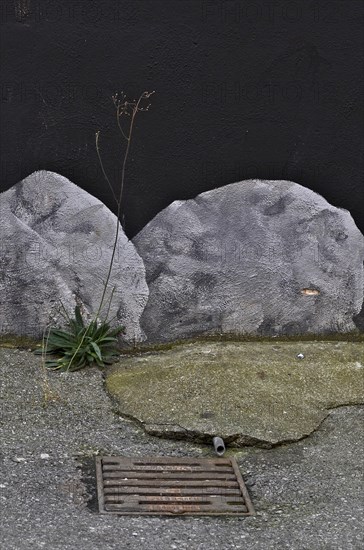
(36, 91, 155, 372)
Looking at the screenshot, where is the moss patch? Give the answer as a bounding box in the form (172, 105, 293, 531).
(106, 341, 364, 447)
(0, 334, 40, 350)
(119, 331, 364, 356)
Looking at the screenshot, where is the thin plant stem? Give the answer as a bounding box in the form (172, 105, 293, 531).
(40, 326, 60, 405)
(95, 93, 143, 316)
(58, 299, 72, 324)
(116, 108, 128, 141)
(64, 90, 154, 371)
(104, 286, 116, 323)
(96, 131, 118, 206)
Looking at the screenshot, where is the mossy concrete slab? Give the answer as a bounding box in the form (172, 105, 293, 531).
(106, 341, 364, 447)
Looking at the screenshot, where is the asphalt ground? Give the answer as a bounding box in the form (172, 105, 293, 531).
(1, 348, 363, 550)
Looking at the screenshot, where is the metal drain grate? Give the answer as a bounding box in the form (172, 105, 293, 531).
(96, 456, 255, 516)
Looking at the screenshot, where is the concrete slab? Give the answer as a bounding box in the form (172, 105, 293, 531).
(107, 341, 364, 446)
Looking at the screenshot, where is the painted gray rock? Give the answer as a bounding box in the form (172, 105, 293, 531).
(0, 171, 148, 342)
(133, 179, 364, 342)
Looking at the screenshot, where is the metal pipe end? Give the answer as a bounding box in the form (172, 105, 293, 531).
(212, 436, 226, 456)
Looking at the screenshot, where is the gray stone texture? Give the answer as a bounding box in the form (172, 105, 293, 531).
(133, 179, 364, 342)
(0, 171, 148, 342)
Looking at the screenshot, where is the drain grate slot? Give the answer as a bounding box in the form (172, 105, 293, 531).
(96, 456, 255, 516)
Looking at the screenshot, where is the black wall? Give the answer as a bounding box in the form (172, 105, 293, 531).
(1, 0, 363, 238)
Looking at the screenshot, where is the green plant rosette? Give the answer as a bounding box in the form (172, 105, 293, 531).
(35, 306, 124, 371)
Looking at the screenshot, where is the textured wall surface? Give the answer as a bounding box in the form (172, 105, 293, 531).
(0, 171, 148, 341)
(1, 0, 363, 239)
(134, 179, 364, 342)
